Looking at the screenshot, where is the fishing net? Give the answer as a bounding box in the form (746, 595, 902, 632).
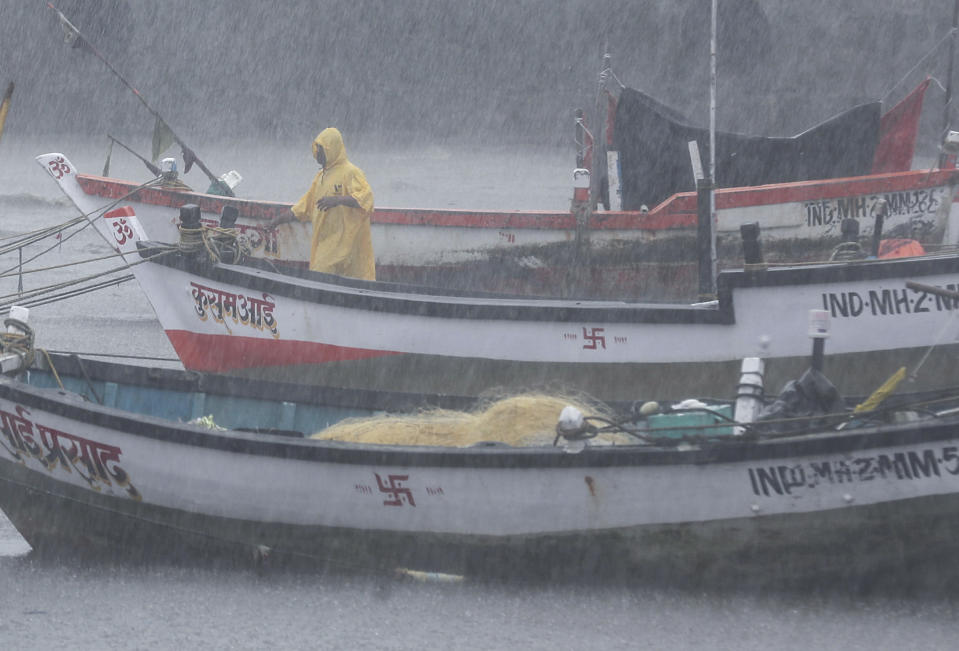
(311, 393, 628, 447)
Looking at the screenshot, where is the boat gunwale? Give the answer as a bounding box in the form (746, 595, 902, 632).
(3, 370, 959, 470)
(31, 352, 479, 412)
(138, 241, 734, 324)
(75, 168, 959, 231)
(137, 242, 959, 325)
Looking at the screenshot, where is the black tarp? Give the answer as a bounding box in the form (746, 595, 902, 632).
(613, 88, 881, 210)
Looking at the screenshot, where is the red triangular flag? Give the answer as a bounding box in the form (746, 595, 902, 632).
(871, 78, 931, 174)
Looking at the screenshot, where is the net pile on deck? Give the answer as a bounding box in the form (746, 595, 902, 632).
(311, 393, 630, 447)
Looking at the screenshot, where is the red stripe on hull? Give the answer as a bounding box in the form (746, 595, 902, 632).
(78, 169, 959, 234)
(710, 169, 958, 210)
(165, 330, 400, 373)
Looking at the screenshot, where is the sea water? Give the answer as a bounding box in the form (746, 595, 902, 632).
(1, 136, 959, 650)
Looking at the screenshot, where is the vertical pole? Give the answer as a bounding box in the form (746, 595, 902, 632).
(808, 309, 830, 373)
(17, 247, 23, 296)
(697, 180, 714, 299)
(811, 338, 825, 372)
(571, 168, 592, 297)
(944, 0, 959, 137)
(689, 140, 713, 298)
(591, 51, 611, 211)
(575, 108, 588, 169)
(871, 199, 888, 258)
(708, 0, 718, 294)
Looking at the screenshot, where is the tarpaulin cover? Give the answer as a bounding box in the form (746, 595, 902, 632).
(613, 88, 881, 210)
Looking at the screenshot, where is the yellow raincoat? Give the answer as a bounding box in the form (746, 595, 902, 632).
(291, 128, 375, 280)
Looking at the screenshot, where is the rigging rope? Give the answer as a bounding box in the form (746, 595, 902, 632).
(0, 177, 165, 281)
(908, 305, 959, 382)
(0, 215, 85, 252)
(37, 348, 65, 391)
(879, 27, 957, 104)
(0, 218, 91, 276)
(0, 248, 172, 314)
(42, 349, 179, 363)
(0, 250, 138, 279)
(0, 253, 154, 305)
(0, 273, 135, 312)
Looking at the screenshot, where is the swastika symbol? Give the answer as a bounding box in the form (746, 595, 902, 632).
(582, 327, 606, 350)
(375, 473, 416, 507)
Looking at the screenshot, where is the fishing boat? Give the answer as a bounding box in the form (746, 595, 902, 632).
(73, 152, 959, 302)
(43, 4, 959, 300)
(67, 74, 954, 301)
(3, 312, 959, 584)
(38, 152, 959, 404)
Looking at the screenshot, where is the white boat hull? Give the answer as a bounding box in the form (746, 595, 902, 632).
(3, 374, 959, 582)
(39, 152, 959, 401)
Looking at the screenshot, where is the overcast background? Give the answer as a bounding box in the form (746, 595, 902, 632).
(1, 0, 957, 154)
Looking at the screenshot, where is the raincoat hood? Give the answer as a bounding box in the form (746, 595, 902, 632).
(312, 127, 347, 169)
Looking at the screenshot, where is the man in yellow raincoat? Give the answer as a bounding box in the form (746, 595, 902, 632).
(271, 128, 375, 280)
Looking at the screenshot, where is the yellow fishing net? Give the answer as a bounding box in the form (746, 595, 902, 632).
(311, 393, 629, 447)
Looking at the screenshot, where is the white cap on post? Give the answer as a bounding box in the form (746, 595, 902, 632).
(6, 306, 29, 333)
(808, 309, 830, 339)
(573, 168, 590, 203)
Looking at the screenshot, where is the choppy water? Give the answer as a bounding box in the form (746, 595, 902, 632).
(2, 136, 959, 649)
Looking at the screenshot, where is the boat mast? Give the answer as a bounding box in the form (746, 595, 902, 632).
(591, 48, 611, 211)
(708, 0, 718, 294)
(944, 0, 959, 136)
(697, 0, 718, 299)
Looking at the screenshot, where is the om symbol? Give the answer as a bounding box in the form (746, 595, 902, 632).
(110, 218, 134, 246)
(47, 156, 71, 180)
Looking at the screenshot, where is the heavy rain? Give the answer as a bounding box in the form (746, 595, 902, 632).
(3, 1, 959, 648)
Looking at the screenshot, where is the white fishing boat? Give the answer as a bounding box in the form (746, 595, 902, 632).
(39, 152, 959, 402)
(45, 3, 959, 302)
(47, 0, 959, 300)
(65, 74, 954, 300)
(73, 158, 959, 298)
(1, 313, 959, 584)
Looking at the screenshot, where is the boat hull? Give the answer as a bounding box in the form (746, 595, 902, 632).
(4, 373, 959, 584)
(135, 247, 959, 401)
(38, 152, 959, 402)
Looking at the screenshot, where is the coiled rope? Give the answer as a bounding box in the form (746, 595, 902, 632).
(177, 224, 251, 264)
(0, 316, 35, 371)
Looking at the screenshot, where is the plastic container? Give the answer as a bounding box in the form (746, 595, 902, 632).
(647, 404, 734, 438)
